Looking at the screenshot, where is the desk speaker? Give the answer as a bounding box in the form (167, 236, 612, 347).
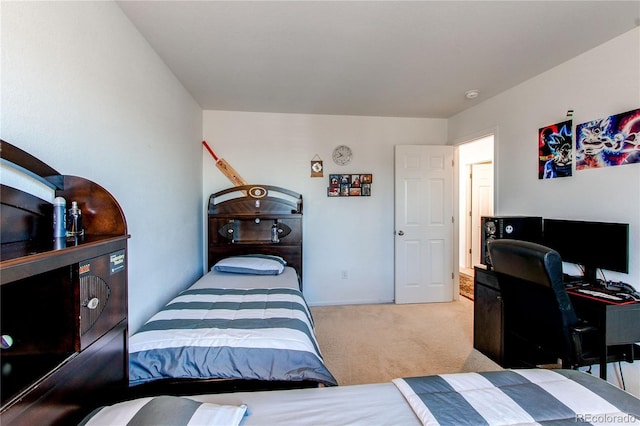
(481, 216, 543, 268)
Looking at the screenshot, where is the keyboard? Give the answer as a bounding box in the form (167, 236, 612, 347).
(573, 288, 624, 301)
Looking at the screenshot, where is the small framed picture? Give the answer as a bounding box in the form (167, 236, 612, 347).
(329, 174, 340, 187)
(361, 174, 372, 184)
(327, 187, 340, 197)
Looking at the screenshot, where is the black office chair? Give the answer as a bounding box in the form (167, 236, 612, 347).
(487, 239, 626, 370)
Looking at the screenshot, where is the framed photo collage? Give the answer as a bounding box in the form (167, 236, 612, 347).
(327, 174, 372, 197)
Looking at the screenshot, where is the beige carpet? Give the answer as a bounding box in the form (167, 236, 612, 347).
(311, 298, 500, 386)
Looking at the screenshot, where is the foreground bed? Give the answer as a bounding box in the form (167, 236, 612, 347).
(85, 369, 640, 425)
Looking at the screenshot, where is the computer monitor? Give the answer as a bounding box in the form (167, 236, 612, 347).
(542, 219, 629, 284)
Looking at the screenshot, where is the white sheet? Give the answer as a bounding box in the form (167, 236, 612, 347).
(190, 266, 299, 290)
(188, 383, 421, 426)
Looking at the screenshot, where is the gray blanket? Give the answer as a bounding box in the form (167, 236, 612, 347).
(129, 287, 337, 386)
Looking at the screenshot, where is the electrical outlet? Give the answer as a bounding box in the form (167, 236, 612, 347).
(341, 270, 348, 279)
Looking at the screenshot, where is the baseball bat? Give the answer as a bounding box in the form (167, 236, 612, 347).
(202, 141, 248, 187)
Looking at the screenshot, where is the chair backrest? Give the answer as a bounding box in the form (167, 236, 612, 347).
(487, 239, 578, 365)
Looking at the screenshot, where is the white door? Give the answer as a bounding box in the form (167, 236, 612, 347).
(470, 162, 493, 267)
(395, 145, 454, 304)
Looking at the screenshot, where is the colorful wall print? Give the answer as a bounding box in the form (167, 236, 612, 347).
(538, 119, 573, 179)
(576, 108, 640, 170)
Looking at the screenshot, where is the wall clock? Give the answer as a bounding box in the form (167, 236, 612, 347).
(332, 145, 353, 166)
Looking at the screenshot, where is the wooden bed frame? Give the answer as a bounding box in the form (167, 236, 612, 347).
(207, 184, 304, 288)
(126, 184, 317, 399)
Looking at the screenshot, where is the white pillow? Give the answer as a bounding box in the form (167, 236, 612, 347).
(80, 395, 247, 426)
(212, 254, 287, 275)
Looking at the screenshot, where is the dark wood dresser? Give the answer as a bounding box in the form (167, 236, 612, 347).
(1, 141, 129, 425)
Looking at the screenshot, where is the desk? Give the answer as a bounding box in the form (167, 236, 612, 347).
(568, 292, 640, 379)
(473, 267, 640, 379)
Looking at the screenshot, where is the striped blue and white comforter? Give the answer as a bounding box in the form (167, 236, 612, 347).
(393, 369, 640, 425)
(129, 287, 337, 387)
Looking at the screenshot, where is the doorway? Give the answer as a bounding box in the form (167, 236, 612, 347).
(457, 136, 494, 299)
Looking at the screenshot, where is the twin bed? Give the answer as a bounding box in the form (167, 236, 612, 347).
(86, 368, 640, 425)
(128, 185, 337, 395)
(128, 263, 337, 390)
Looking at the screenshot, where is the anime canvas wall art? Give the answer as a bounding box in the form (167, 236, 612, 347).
(539, 119, 573, 179)
(576, 108, 640, 170)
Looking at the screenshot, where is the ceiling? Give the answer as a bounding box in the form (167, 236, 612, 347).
(117, 1, 640, 119)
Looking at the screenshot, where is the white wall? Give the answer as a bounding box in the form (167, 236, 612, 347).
(449, 27, 639, 287)
(203, 111, 447, 305)
(1, 1, 203, 333)
(448, 27, 640, 395)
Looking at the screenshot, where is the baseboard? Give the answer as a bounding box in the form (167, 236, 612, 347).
(308, 299, 394, 307)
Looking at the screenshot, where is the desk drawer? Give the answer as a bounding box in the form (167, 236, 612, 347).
(474, 267, 500, 291)
(605, 303, 640, 345)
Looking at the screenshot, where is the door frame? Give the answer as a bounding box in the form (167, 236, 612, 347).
(453, 130, 496, 286)
(469, 161, 494, 269)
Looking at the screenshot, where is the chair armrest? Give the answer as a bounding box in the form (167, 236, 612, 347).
(569, 321, 599, 367)
(570, 322, 597, 334)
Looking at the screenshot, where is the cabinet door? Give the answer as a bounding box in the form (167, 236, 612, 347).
(473, 271, 503, 364)
(79, 247, 127, 350)
(0, 323, 127, 426)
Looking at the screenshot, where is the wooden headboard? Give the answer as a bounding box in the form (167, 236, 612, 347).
(207, 185, 303, 288)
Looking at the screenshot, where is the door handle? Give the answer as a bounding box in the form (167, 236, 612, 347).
(397, 230, 405, 236)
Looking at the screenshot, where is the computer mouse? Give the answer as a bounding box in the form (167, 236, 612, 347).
(607, 281, 638, 294)
(616, 292, 640, 302)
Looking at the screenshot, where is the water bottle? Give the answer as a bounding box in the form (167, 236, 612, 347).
(67, 201, 83, 237)
(271, 223, 280, 243)
(53, 197, 66, 238)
